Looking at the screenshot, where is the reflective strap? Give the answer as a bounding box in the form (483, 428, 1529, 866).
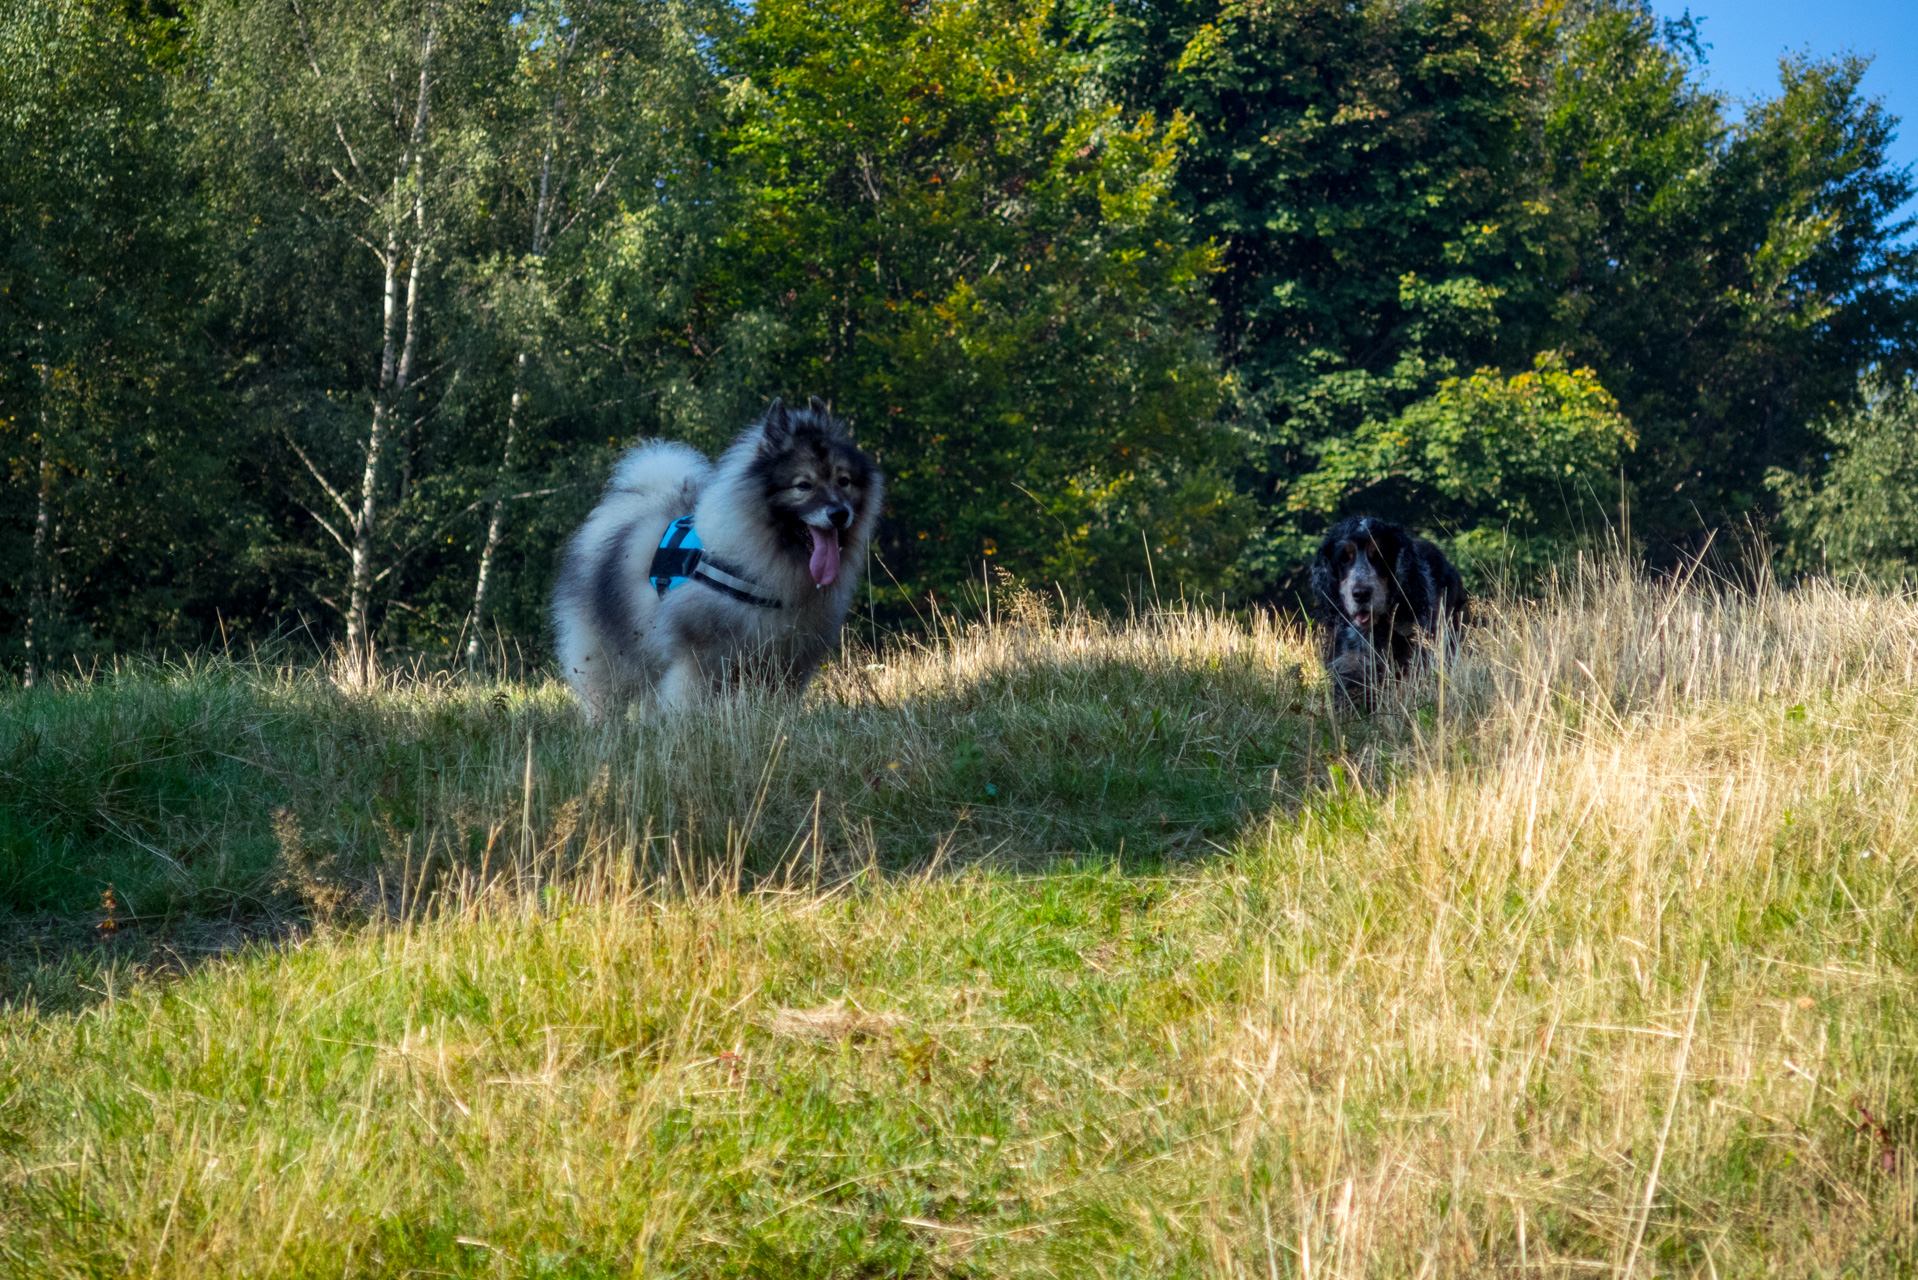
(691, 557, 783, 610)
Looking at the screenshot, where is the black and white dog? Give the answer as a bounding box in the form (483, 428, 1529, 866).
(1308, 516, 1467, 705)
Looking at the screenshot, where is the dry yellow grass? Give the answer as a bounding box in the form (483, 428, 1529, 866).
(0, 561, 1914, 1276)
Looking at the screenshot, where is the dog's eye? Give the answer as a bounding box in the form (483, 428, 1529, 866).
(793, 480, 813, 492)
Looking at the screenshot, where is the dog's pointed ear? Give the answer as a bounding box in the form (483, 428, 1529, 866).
(808, 395, 829, 416)
(761, 398, 792, 446)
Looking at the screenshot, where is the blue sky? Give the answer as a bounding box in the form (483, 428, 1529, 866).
(1649, 0, 1916, 225)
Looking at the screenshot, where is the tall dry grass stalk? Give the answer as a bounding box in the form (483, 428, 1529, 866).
(1, 560, 1914, 1276)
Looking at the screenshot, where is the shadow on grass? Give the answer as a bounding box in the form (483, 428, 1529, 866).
(0, 909, 306, 1014)
(0, 608, 1379, 1005)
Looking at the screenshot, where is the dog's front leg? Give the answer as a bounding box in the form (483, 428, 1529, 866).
(1326, 643, 1378, 711)
(657, 658, 706, 712)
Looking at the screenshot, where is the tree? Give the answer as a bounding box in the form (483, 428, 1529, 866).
(1769, 374, 1918, 582)
(1538, 8, 1918, 556)
(459, 0, 732, 668)
(1288, 353, 1635, 576)
(0, 0, 229, 681)
(189, 0, 510, 681)
(1075, 0, 1918, 583)
(709, 0, 1242, 609)
(1069, 0, 1555, 585)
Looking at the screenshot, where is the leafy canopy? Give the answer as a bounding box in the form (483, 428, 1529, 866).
(1770, 376, 1918, 584)
(1291, 354, 1633, 532)
(715, 0, 1246, 607)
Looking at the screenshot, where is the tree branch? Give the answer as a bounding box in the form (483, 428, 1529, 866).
(369, 484, 569, 588)
(332, 169, 382, 211)
(372, 496, 491, 585)
(282, 429, 359, 524)
(293, 500, 352, 556)
(288, 0, 367, 184)
(555, 153, 624, 239)
(350, 231, 392, 265)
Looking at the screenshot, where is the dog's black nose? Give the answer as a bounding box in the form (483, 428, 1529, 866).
(1350, 585, 1372, 604)
(827, 505, 852, 530)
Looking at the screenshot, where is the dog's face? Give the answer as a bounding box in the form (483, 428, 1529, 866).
(1324, 521, 1402, 632)
(1332, 538, 1387, 629)
(755, 397, 877, 588)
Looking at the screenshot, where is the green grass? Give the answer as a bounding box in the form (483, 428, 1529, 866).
(1, 568, 1916, 1276)
(0, 601, 1308, 937)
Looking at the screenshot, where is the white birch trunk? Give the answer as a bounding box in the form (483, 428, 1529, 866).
(465, 350, 526, 668)
(343, 231, 402, 685)
(23, 388, 53, 690)
(342, 21, 435, 686)
(466, 28, 574, 670)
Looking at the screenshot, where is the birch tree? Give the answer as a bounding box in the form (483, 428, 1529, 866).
(193, 0, 504, 682)
(463, 4, 579, 670)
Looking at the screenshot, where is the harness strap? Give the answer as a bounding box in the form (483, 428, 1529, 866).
(649, 516, 701, 595)
(649, 515, 782, 610)
(689, 557, 784, 609)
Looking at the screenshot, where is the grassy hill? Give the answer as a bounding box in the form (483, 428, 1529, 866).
(1, 565, 1914, 1276)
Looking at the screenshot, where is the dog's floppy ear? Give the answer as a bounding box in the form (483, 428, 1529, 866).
(1390, 531, 1433, 616)
(1308, 539, 1339, 620)
(761, 398, 792, 447)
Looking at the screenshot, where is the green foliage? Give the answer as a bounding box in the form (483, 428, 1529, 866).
(187, 0, 522, 659)
(184, 0, 735, 657)
(1770, 376, 1918, 583)
(715, 0, 1247, 606)
(2, 0, 1916, 664)
(0, 0, 235, 673)
(441, 0, 742, 651)
(1538, 9, 1918, 553)
(1068, 0, 1559, 582)
(1287, 353, 1634, 573)
(1073, 0, 1917, 584)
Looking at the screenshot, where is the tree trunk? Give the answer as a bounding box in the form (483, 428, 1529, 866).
(343, 231, 401, 685)
(22, 402, 53, 690)
(342, 21, 435, 686)
(466, 350, 526, 669)
(466, 33, 573, 670)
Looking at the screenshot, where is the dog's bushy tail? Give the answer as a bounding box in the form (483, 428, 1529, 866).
(605, 441, 711, 505)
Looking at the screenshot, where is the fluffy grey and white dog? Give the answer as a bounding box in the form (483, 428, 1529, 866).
(552, 398, 883, 718)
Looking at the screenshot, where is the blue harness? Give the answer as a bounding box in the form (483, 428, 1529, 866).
(648, 516, 782, 610)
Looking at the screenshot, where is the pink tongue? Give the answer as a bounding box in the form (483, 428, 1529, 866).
(808, 526, 841, 587)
